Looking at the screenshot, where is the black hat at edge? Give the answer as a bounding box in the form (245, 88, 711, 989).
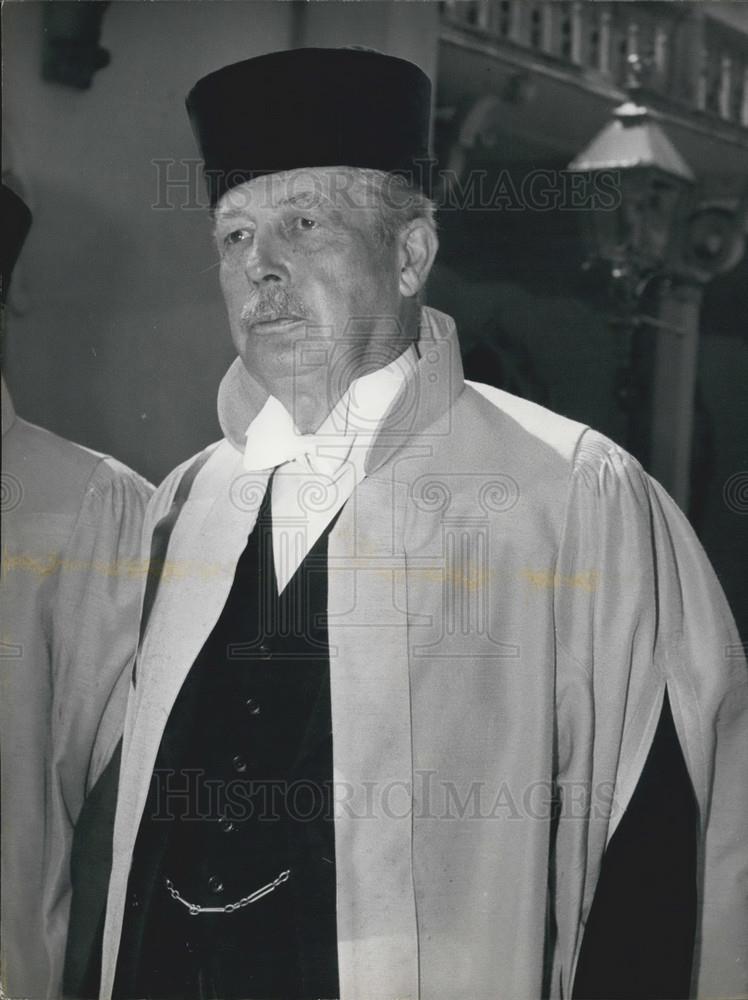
(1, 184, 32, 304)
(186, 47, 432, 207)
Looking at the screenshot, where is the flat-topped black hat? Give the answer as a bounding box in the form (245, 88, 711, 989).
(186, 47, 432, 207)
(1, 184, 32, 303)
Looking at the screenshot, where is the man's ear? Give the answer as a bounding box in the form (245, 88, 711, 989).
(398, 219, 438, 298)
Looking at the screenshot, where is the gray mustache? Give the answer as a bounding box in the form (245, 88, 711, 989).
(240, 287, 308, 325)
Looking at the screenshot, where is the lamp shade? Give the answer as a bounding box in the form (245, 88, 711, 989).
(569, 101, 694, 274)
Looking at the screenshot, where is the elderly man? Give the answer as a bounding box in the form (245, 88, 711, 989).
(94, 49, 746, 1000)
(0, 183, 152, 999)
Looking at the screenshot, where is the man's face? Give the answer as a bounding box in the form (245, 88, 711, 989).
(214, 168, 404, 412)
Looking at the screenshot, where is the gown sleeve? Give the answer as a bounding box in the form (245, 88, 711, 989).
(554, 429, 748, 1000)
(573, 690, 697, 1000)
(44, 458, 152, 999)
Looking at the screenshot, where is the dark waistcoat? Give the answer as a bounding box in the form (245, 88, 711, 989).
(113, 482, 340, 999)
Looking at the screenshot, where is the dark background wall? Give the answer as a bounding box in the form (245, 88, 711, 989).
(3, 1, 292, 483)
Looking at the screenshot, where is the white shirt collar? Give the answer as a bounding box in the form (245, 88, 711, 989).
(242, 344, 419, 475)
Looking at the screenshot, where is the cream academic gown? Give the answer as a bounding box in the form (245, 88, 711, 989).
(0, 381, 152, 999)
(100, 307, 747, 1000)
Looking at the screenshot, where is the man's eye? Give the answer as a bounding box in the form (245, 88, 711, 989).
(224, 229, 252, 247)
(296, 217, 318, 231)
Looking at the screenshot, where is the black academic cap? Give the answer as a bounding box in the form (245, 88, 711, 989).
(1, 184, 32, 303)
(186, 47, 432, 207)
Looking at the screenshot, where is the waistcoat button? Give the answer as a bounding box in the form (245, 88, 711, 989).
(232, 754, 248, 773)
(208, 875, 224, 894)
(245, 697, 261, 715)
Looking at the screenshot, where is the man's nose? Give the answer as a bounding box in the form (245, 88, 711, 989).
(244, 228, 288, 285)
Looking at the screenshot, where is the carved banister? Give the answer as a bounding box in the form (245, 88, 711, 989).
(440, 1, 748, 131)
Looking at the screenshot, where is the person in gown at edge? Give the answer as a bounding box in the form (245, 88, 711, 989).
(80, 49, 745, 1000)
(0, 182, 153, 999)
